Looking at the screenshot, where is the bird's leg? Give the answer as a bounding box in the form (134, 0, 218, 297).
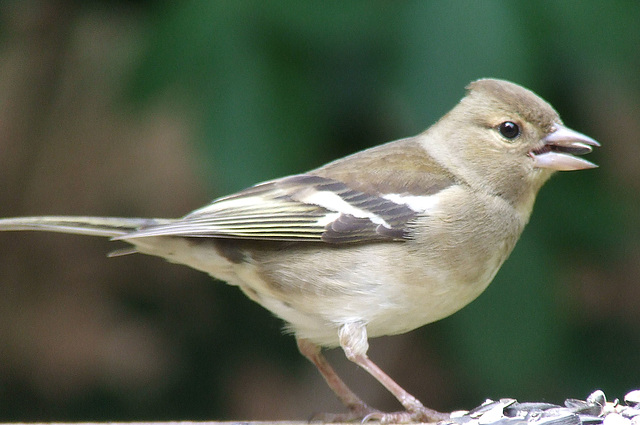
(338, 322, 450, 423)
(296, 337, 380, 420)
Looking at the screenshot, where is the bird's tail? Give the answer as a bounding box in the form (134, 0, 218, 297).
(0, 216, 172, 238)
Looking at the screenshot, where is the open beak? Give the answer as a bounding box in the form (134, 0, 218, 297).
(530, 124, 600, 171)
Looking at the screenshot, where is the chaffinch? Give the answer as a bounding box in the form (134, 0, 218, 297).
(0, 79, 599, 422)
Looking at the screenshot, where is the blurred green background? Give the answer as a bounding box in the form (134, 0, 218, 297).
(0, 0, 638, 421)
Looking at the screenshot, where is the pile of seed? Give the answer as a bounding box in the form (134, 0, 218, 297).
(446, 390, 640, 425)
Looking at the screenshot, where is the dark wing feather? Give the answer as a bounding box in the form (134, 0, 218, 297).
(119, 174, 418, 244)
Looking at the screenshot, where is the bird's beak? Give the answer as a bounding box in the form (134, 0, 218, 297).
(530, 124, 600, 171)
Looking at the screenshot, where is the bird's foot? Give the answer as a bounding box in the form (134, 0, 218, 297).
(362, 406, 450, 423)
(311, 404, 449, 423)
(310, 403, 383, 423)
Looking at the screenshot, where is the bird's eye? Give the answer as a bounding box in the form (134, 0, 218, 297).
(498, 121, 520, 139)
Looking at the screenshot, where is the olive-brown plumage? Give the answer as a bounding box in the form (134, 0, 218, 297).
(0, 79, 599, 423)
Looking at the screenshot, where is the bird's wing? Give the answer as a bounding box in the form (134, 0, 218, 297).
(120, 174, 423, 244)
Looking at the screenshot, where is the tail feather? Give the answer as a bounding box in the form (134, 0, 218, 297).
(0, 216, 171, 238)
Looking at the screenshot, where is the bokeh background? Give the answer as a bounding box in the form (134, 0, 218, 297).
(0, 0, 638, 421)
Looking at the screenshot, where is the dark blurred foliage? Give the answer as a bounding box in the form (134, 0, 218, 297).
(0, 0, 638, 421)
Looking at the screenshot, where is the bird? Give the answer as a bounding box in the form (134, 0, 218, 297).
(0, 79, 599, 423)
